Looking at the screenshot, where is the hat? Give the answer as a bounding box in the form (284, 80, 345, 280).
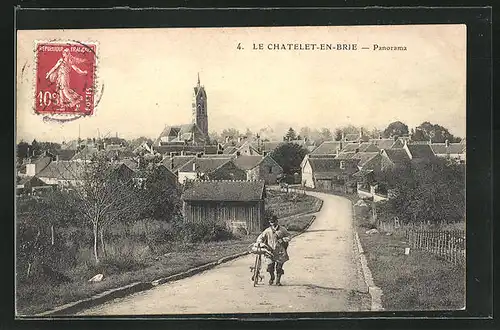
(269, 215, 278, 224)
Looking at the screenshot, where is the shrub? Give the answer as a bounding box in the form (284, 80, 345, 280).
(174, 222, 234, 243)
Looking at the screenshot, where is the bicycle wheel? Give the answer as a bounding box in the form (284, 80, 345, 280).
(253, 254, 260, 287)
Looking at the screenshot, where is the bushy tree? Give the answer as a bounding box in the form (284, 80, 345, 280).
(270, 142, 309, 175)
(284, 127, 297, 141)
(383, 121, 409, 138)
(379, 158, 465, 224)
(140, 164, 182, 222)
(411, 121, 461, 143)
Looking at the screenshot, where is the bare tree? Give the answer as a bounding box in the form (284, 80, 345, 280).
(55, 154, 143, 264)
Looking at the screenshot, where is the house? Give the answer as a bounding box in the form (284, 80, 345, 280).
(380, 148, 411, 171)
(21, 155, 53, 177)
(341, 142, 380, 153)
(160, 155, 196, 175)
(301, 155, 359, 191)
(16, 176, 52, 196)
(231, 154, 283, 184)
(391, 136, 411, 148)
(154, 123, 206, 146)
(403, 141, 436, 161)
(368, 138, 396, 150)
(176, 157, 246, 184)
(430, 140, 466, 162)
(310, 141, 344, 156)
(36, 161, 87, 186)
(153, 143, 218, 157)
(36, 160, 135, 187)
(181, 180, 266, 234)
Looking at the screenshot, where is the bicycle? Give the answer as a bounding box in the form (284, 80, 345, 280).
(248, 242, 273, 286)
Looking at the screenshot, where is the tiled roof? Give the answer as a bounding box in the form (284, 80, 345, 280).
(178, 157, 233, 173)
(430, 143, 466, 155)
(120, 158, 140, 171)
(368, 139, 395, 149)
(406, 144, 436, 159)
(37, 161, 86, 180)
(18, 176, 47, 186)
(341, 143, 380, 153)
(154, 145, 218, 155)
(308, 157, 359, 176)
(54, 149, 78, 161)
(182, 180, 265, 202)
(222, 146, 238, 154)
(232, 155, 264, 170)
(335, 152, 379, 167)
(383, 149, 410, 164)
(160, 156, 196, 172)
(310, 141, 343, 155)
(262, 141, 283, 152)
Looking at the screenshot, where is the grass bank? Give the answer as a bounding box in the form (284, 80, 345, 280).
(357, 228, 465, 310)
(17, 193, 321, 316)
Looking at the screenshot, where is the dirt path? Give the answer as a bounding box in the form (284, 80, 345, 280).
(78, 192, 370, 315)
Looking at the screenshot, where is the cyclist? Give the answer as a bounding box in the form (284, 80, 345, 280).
(256, 215, 291, 286)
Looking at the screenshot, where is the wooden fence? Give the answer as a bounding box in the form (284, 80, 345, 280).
(405, 229, 466, 267)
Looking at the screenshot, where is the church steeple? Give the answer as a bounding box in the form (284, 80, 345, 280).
(192, 73, 208, 137)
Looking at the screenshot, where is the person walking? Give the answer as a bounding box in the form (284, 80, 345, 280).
(256, 215, 291, 286)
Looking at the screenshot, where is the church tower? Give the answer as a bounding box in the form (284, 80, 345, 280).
(192, 73, 208, 137)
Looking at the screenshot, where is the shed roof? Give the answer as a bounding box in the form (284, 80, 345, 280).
(182, 180, 265, 201)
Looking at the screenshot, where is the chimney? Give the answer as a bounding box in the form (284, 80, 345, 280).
(225, 136, 230, 143)
(171, 157, 174, 170)
(192, 162, 196, 172)
(341, 131, 345, 141)
(55, 154, 59, 161)
(336, 147, 340, 157)
(445, 139, 449, 147)
(237, 136, 242, 143)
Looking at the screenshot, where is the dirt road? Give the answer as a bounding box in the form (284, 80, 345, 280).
(78, 192, 370, 315)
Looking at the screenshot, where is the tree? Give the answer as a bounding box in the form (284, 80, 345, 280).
(140, 164, 182, 222)
(244, 128, 253, 139)
(319, 128, 332, 141)
(299, 127, 312, 141)
(30, 139, 41, 157)
(367, 127, 383, 139)
(58, 155, 144, 263)
(270, 142, 309, 175)
(379, 158, 465, 225)
(17, 141, 30, 161)
(383, 121, 409, 138)
(334, 129, 343, 141)
(411, 122, 461, 143)
(129, 136, 153, 150)
(284, 127, 297, 141)
(221, 128, 240, 140)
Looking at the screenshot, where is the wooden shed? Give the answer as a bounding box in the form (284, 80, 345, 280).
(181, 180, 266, 234)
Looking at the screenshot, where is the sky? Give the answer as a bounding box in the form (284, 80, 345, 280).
(16, 25, 466, 143)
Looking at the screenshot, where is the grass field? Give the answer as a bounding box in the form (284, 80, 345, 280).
(357, 227, 466, 311)
(17, 194, 321, 316)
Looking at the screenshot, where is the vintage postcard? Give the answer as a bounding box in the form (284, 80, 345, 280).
(16, 25, 466, 317)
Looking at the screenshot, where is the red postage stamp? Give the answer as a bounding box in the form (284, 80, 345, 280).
(34, 41, 97, 119)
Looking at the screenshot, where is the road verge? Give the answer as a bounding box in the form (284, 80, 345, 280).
(31, 198, 322, 317)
